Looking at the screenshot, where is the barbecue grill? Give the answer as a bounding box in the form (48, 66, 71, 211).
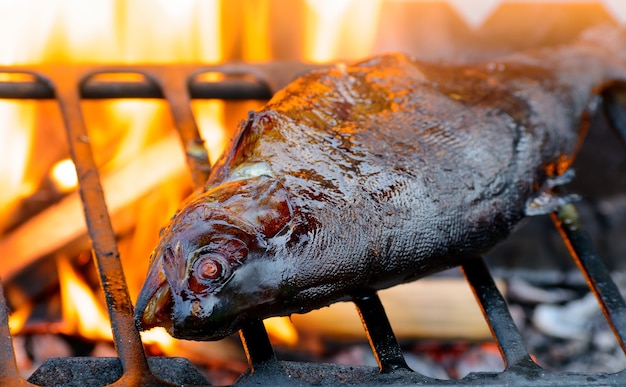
(0, 62, 625, 386)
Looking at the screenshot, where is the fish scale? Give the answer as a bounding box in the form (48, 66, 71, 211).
(135, 26, 626, 341)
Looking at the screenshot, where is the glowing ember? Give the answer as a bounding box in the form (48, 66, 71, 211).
(50, 159, 78, 192)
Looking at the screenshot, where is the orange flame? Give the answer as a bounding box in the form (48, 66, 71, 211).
(140, 327, 177, 352)
(8, 304, 32, 335)
(57, 256, 113, 341)
(304, 0, 382, 63)
(0, 101, 36, 231)
(193, 100, 227, 165)
(0, 0, 225, 230)
(264, 316, 299, 347)
(0, 0, 393, 350)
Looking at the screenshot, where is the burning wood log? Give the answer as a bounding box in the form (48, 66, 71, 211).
(0, 131, 190, 281)
(290, 277, 507, 341)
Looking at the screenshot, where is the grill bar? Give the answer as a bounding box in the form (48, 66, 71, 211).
(239, 320, 277, 368)
(0, 64, 624, 385)
(461, 257, 536, 370)
(0, 63, 317, 387)
(0, 280, 36, 386)
(552, 204, 626, 353)
(0, 78, 272, 100)
(156, 71, 212, 187)
(353, 291, 411, 373)
(0, 63, 319, 99)
(53, 71, 175, 386)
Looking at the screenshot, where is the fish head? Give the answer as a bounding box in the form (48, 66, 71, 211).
(134, 175, 294, 340)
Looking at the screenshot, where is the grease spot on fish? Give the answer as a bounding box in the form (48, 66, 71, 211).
(228, 161, 274, 181)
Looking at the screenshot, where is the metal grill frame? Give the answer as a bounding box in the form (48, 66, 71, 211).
(0, 64, 625, 386)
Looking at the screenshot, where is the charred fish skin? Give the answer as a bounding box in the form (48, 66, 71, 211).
(135, 27, 626, 340)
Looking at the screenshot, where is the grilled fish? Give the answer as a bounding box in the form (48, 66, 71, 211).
(135, 26, 626, 340)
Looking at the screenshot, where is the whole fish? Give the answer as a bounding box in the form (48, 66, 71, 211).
(135, 26, 626, 340)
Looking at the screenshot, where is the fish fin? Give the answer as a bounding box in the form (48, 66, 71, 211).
(205, 113, 252, 186)
(162, 241, 186, 294)
(545, 168, 576, 188)
(525, 169, 580, 216)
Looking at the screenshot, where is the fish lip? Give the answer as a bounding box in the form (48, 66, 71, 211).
(134, 263, 174, 331)
(134, 260, 238, 340)
(168, 312, 243, 341)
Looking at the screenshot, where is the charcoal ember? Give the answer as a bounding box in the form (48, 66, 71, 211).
(331, 344, 376, 368)
(562, 348, 626, 373)
(13, 336, 36, 378)
(15, 333, 73, 378)
(455, 344, 504, 379)
(594, 329, 619, 352)
(503, 272, 626, 374)
(90, 341, 117, 357)
(330, 343, 450, 380)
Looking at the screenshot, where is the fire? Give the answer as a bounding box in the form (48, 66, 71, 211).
(0, 101, 35, 232)
(193, 100, 227, 165)
(0, 0, 397, 353)
(57, 256, 113, 341)
(304, 0, 382, 63)
(264, 316, 299, 347)
(8, 304, 32, 335)
(0, 0, 377, 361)
(140, 327, 177, 353)
(50, 159, 78, 192)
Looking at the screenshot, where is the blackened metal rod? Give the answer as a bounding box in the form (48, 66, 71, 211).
(239, 319, 277, 370)
(353, 291, 411, 373)
(53, 77, 175, 387)
(0, 74, 270, 100)
(0, 281, 37, 386)
(461, 257, 536, 369)
(552, 204, 626, 353)
(148, 69, 280, 374)
(155, 72, 212, 188)
(150, 69, 280, 375)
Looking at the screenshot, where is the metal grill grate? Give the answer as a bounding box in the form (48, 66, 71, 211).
(0, 64, 625, 386)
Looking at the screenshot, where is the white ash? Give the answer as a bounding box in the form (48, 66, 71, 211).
(508, 270, 626, 374)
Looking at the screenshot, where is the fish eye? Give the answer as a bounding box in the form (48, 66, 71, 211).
(197, 257, 222, 280)
(189, 254, 232, 293)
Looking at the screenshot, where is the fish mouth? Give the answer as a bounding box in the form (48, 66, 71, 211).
(168, 313, 241, 341)
(134, 261, 174, 331)
(134, 257, 239, 340)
